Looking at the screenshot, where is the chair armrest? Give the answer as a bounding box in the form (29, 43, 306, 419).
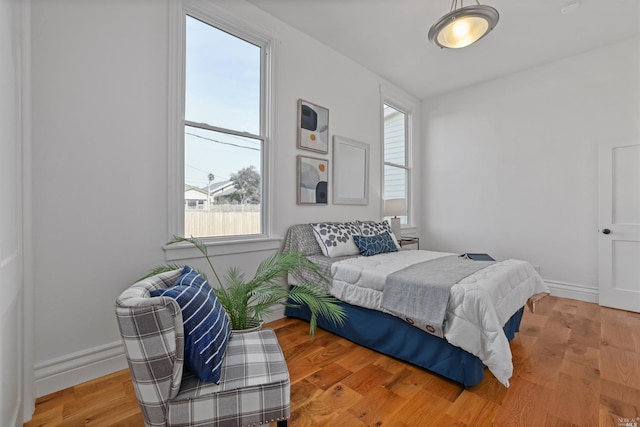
(115, 269, 185, 420)
(116, 269, 182, 306)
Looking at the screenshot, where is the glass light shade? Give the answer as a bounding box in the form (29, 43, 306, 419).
(429, 4, 499, 49)
(437, 16, 489, 48)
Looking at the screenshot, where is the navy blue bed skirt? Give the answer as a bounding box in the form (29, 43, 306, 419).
(285, 296, 524, 387)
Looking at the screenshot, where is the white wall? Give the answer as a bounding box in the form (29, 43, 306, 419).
(29, 0, 417, 397)
(0, 1, 21, 423)
(26, 0, 636, 406)
(421, 38, 640, 301)
(1, 0, 31, 424)
(206, 1, 388, 227)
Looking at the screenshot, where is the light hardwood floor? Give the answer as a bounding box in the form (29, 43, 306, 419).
(25, 296, 640, 426)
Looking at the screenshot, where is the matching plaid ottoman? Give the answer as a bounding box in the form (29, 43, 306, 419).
(116, 270, 290, 427)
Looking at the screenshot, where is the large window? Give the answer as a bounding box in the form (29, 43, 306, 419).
(383, 103, 410, 225)
(182, 14, 268, 239)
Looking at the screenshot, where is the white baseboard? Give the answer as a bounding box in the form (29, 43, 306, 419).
(31, 280, 598, 398)
(545, 279, 599, 303)
(33, 309, 289, 398)
(34, 340, 127, 398)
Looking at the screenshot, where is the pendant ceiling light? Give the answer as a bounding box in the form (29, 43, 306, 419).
(428, 0, 499, 49)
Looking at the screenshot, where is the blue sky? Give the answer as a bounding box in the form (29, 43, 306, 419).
(184, 16, 261, 188)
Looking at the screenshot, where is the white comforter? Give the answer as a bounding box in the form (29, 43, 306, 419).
(329, 250, 549, 387)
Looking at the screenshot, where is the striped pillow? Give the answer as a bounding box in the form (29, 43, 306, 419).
(151, 266, 232, 383)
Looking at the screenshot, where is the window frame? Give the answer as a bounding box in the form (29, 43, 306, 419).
(167, 1, 278, 259)
(382, 98, 413, 228)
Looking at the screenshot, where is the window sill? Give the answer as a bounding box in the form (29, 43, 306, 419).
(164, 236, 283, 262)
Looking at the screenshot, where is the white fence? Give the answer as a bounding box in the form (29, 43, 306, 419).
(185, 204, 260, 237)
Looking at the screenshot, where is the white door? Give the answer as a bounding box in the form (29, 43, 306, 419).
(598, 141, 640, 313)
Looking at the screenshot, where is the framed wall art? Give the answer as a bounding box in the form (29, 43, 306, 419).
(297, 99, 329, 154)
(297, 155, 328, 205)
(332, 135, 369, 205)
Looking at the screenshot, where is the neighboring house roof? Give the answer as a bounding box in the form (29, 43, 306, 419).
(185, 185, 208, 201)
(185, 184, 207, 192)
(206, 181, 236, 198)
(213, 188, 235, 199)
(184, 181, 236, 200)
(206, 180, 233, 193)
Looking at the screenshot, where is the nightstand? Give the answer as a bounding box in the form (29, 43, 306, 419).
(398, 236, 419, 250)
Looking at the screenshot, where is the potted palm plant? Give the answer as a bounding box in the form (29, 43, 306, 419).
(144, 236, 346, 334)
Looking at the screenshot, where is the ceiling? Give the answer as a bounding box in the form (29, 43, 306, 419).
(246, 0, 640, 99)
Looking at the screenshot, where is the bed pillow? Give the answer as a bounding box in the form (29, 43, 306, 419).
(150, 265, 232, 384)
(356, 220, 401, 250)
(353, 232, 399, 257)
(310, 222, 361, 257)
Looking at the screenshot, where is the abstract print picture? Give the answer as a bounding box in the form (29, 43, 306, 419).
(298, 155, 328, 204)
(298, 99, 329, 153)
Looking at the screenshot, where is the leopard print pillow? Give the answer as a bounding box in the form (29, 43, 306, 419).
(310, 222, 361, 257)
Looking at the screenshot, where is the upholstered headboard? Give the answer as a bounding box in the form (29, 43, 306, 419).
(283, 221, 394, 284)
(282, 224, 323, 256)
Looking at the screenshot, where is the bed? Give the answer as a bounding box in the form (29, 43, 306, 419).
(282, 222, 549, 387)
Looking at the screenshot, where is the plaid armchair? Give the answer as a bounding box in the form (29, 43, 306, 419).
(115, 269, 290, 427)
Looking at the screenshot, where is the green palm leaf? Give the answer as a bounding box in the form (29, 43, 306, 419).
(139, 264, 184, 281)
(287, 283, 346, 335)
(154, 236, 347, 334)
(167, 235, 224, 288)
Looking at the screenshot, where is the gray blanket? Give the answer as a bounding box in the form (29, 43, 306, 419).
(380, 255, 495, 338)
(282, 224, 356, 289)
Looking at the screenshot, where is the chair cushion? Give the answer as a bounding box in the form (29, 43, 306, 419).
(168, 329, 290, 426)
(353, 231, 399, 256)
(151, 266, 232, 384)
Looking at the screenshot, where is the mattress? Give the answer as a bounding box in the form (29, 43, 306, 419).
(328, 250, 549, 386)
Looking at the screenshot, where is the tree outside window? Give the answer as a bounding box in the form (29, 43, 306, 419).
(182, 15, 267, 238)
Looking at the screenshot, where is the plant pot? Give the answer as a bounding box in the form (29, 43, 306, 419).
(232, 318, 264, 334)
